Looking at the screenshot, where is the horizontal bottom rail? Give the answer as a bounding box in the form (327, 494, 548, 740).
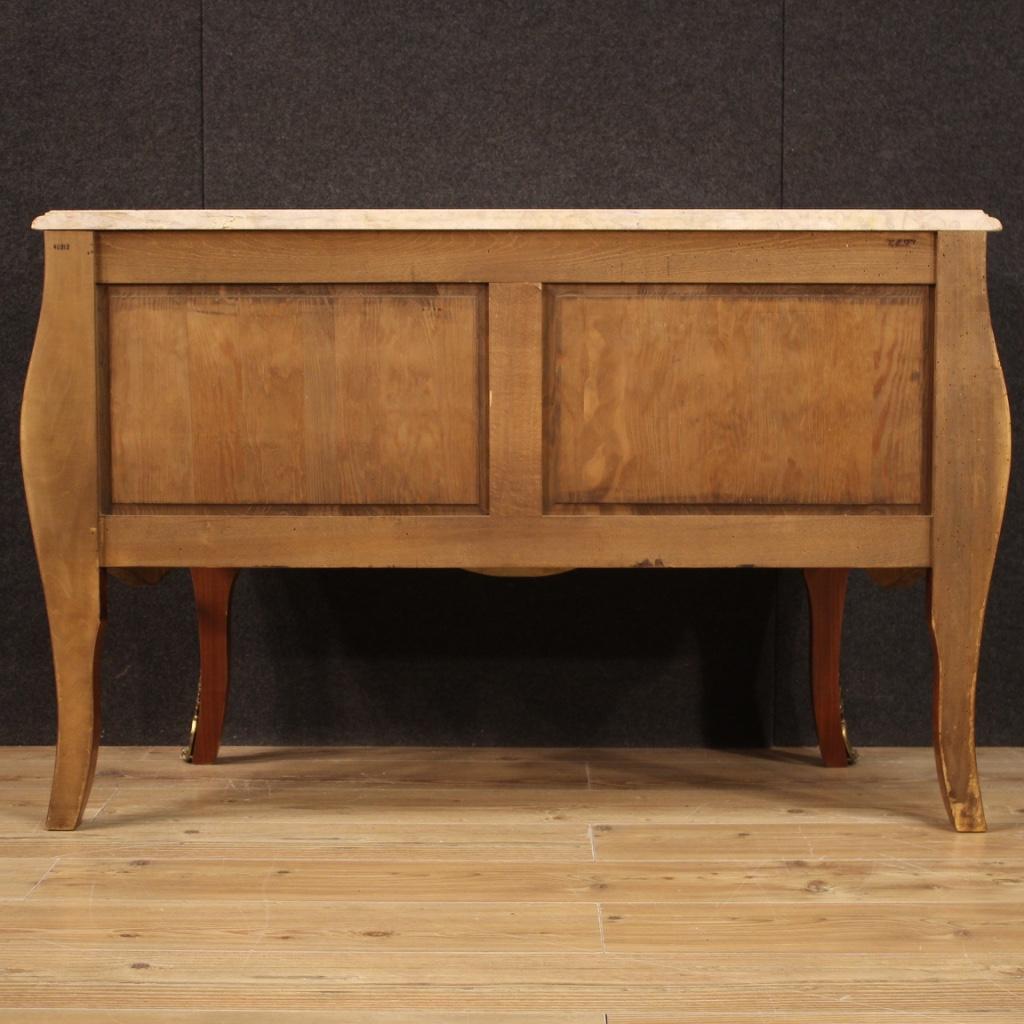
(101, 513, 931, 569)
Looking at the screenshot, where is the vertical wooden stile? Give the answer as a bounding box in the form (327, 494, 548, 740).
(487, 283, 544, 516)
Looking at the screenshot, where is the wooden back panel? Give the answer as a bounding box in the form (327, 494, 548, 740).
(107, 284, 485, 508)
(100, 235, 936, 519)
(545, 284, 930, 508)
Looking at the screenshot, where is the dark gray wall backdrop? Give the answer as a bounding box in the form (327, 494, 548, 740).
(2, 0, 1021, 748)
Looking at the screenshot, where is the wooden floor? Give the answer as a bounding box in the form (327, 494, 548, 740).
(1, 746, 1023, 1021)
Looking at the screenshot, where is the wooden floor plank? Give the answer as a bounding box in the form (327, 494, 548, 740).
(586, 746, 1024, 786)
(0, 950, 1021, 1011)
(0, 898, 603, 952)
(0, 822, 592, 862)
(0, 1014, 605, 1023)
(4, 744, 1019, 781)
(89, 780, 1024, 828)
(593, 822, 1024, 861)
(0, 746, 589, 784)
(1, 746, 1022, 1018)
(0, 1005, 964, 1024)
(608, 1016, 1024, 1023)
(31, 856, 1024, 904)
(601, 901, 1024, 952)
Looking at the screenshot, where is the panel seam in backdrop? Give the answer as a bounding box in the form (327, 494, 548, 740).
(200, 0, 206, 207)
(780, 0, 786, 209)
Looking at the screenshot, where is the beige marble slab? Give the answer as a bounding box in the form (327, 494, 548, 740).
(31, 208, 1002, 231)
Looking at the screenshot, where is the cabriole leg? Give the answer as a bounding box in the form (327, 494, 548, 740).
(803, 568, 855, 767)
(45, 579, 105, 829)
(21, 230, 103, 830)
(183, 568, 238, 764)
(929, 570, 989, 832)
(929, 231, 1011, 832)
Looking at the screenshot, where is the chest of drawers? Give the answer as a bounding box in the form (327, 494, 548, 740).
(22, 209, 1009, 830)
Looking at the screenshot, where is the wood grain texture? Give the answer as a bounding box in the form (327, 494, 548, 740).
(0, 954, 1020, 1016)
(0, 1014, 602, 1024)
(804, 568, 855, 767)
(1, 746, 1023, 1017)
(600, 902, 1024, 953)
(581, 745, 1024, 789)
(96, 230, 937, 284)
(31, 856, 1024, 904)
(0, 859, 58, 898)
(107, 285, 484, 506)
(930, 232, 1012, 832)
(488, 283, 543, 515)
(0, 823, 593, 863)
(89, 779, 1024, 827)
(546, 285, 929, 507)
(20, 232, 105, 831)
(592, 821, 1024, 861)
(0, 898, 602, 952)
(99, 513, 932, 569)
(605, 1017, 1023, 1024)
(183, 569, 238, 765)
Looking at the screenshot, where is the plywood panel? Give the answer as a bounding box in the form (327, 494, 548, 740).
(107, 285, 484, 506)
(546, 285, 928, 507)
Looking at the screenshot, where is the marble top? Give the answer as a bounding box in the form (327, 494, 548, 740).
(32, 209, 1002, 232)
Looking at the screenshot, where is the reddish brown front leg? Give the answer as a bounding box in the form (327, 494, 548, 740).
(183, 568, 238, 764)
(803, 569, 856, 767)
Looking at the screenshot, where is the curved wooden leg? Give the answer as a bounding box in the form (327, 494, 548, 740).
(45, 579, 106, 830)
(803, 568, 855, 767)
(929, 232, 1011, 832)
(929, 571, 989, 832)
(183, 568, 238, 765)
(22, 231, 105, 830)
